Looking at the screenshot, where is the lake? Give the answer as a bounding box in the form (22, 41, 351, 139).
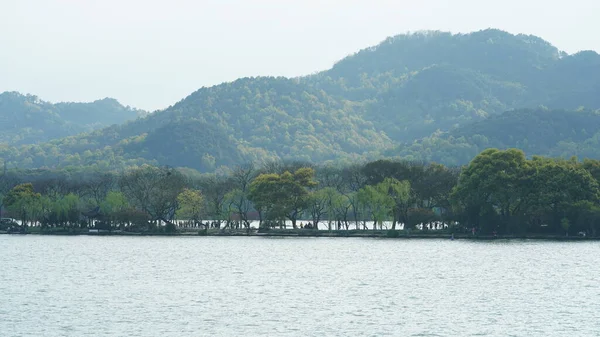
(1, 236, 599, 336)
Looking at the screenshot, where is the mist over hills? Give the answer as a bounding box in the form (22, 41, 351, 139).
(1, 29, 599, 172)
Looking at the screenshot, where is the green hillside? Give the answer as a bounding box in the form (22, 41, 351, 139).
(1, 29, 599, 171)
(387, 108, 600, 165)
(0, 92, 145, 145)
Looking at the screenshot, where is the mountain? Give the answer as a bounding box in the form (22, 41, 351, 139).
(0, 92, 146, 145)
(313, 29, 599, 141)
(0, 78, 390, 171)
(1, 29, 599, 171)
(385, 108, 600, 165)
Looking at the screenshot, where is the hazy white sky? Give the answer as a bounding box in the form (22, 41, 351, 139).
(1, 0, 599, 111)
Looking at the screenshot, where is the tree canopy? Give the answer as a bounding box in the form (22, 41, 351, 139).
(3, 150, 600, 237)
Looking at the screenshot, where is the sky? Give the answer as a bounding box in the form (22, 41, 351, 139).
(1, 0, 599, 111)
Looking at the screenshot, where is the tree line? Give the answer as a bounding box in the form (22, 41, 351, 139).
(2, 148, 600, 237)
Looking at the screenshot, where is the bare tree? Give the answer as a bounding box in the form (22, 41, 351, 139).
(82, 173, 115, 206)
(196, 174, 234, 227)
(261, 160, 285, 175)
(119, 166, 186, 227)
(225, 163, 257, 228)
(316, 165, 345, 192)
(342, 164, 367, 193)
(232, 162, 257, 192)
(35, 175, 71, 201)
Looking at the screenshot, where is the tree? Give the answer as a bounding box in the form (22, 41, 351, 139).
(119, 166, 186, 227)
(248, 167, 317, 229)
(224, 188, 252, 228)
(317, 166, 345, 192)
(82, 173, 115, 207)
(561, 217, 570, 236)
(51, 193, 82, 228)
(406, 208, 437, 231)
(568, 200, 600, 237)
(322, 187, 350, 230)
(308, 189, 329, 230)
(0, 170, 20, 219)
(528, 157, 599, 233)
(582, 159, 600, 183)
(226, 163, 257, 228)
(248, 173, 284, 228)
(363, 159, 412, 185)
(342, 164, 367, 193)
(380, 178, 411, 230)
(451, 148, 529, 233)
(232, 163, 257, 193)
(3, 183, 41, 228)
(100, 191, 129, 229)
(177, 189, 205, 227)
(346, 191, 364, 230)
(286, 168, 319, 228)
(357, 182, 394, 230)
(36, 175, 71, 202)
(196, 174, 234, 226)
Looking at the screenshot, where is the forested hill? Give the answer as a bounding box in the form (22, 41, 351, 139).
(1, 29, 600, 171)
(0, 78, 391, 171)
(0, 92, 146, 145)
(386, 108, 600, 165)
(310, 29, 600, 141)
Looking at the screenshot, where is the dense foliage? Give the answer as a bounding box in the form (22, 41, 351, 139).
(1, 29, 600, 171)
(0, 92, 145, 145)
(2, 149, 600, 237)
(386, 108, 600, 165)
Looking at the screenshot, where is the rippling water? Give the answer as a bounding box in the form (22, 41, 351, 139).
(1, 236, 599, 336)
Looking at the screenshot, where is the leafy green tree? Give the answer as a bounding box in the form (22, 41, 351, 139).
(379, 178, 411, 230)
(248, 173, 284, 228)
(582, 159, 600, 182)
(100, 191, 129, 229)
(322, 187, 351, 230)
(568, 200, 600, 236)
(61, 194, 81, 227)
(177, 189, 205, 227)
(452, 148, 529, 233)
(248, 167, 318, 229)
(3, 183, 41, 228)
(357, 182, 394, 230)
(527, 157, 599, 233)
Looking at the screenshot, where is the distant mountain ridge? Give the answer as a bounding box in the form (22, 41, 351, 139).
(0, 91, 146, 145)
(1, 29, 599, 171)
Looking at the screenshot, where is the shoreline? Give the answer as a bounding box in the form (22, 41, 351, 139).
(0, 229, 597, 241)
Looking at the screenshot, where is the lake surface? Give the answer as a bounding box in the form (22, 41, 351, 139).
(1, 236, 599, 336)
